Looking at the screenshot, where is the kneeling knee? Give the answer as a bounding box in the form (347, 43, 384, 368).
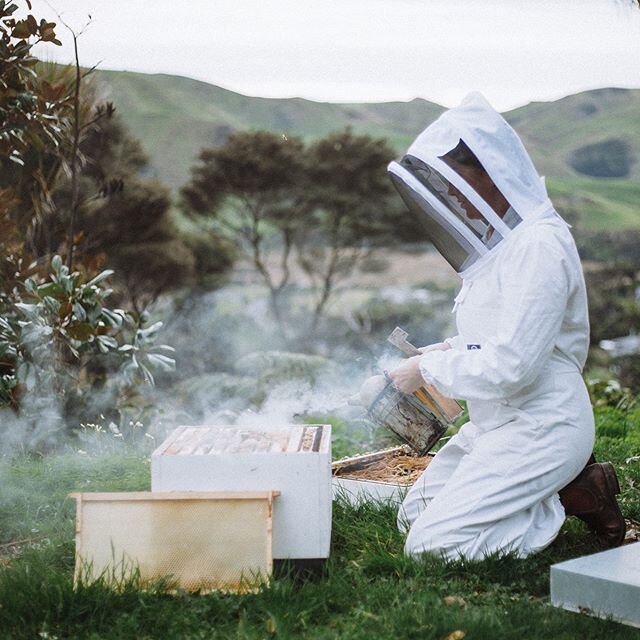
(404, 524, 475, 561)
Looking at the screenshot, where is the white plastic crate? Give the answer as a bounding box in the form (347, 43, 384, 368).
(152, 425, 332, 560)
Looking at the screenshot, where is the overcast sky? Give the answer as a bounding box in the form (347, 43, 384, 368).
(33, 0, 640, 110)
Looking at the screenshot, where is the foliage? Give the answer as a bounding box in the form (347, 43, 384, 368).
(586, 376, 635, 410)
(72, 109, 234, 306)
(302, 129, 405, 245)
(584, 264, 640, 345)
(235, 351, 333, 385)
(0, 1, 68, 281)
(4, 4, 232, 310)
(33, 90, 233, 311)
(181, 129, 420, 340)
(0, 256, 175, 447)
(182, 130, 308, 335)
(299, 129, 421, 330)
(569, 138, 634, 178)
(0, 1, 65, 175)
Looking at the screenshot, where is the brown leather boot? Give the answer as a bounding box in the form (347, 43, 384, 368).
(559, 462, 626, 548)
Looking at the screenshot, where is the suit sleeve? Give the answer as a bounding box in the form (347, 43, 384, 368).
(419, 233, 571, 401)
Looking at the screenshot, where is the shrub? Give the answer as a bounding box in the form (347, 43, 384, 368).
(569, 138, 634, 178)
(0, 256, 175, 449)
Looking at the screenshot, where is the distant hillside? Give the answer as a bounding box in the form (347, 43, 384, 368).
(94, 69, 640, 231)
(95, 70, 444, 190)
(507, 88, 640, 181)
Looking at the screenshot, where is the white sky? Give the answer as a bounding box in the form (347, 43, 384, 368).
(33, 0, 640, 110)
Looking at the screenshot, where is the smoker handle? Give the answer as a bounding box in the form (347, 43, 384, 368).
(387, 327, 422, 357)
(396, 343, 421, 357)
(389, 339, 421, 357)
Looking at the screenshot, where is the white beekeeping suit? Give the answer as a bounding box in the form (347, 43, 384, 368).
(388, 92, 594, 560)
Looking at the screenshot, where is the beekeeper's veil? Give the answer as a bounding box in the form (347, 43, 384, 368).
(388, 92, 556, 276)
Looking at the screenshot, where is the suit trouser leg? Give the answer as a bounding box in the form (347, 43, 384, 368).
(402, 415, 591, 560)
(397, 422, 478, 533)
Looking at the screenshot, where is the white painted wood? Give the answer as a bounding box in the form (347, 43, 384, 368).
(332, 477, 408, 505)
(152, 425, 332, 560)
(550, 542, 640, 628)
(70, 491, 278, 593)
(332, 446, 429, 506)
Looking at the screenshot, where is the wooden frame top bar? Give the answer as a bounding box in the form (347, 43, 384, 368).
(69, 491, 281, 502)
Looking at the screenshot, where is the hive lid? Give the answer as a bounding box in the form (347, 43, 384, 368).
(153, 425, 328, 457)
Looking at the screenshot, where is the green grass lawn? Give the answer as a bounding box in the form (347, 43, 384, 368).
(1, 417, 639, 639)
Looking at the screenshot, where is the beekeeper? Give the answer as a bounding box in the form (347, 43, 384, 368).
(388, 92, 625, 561)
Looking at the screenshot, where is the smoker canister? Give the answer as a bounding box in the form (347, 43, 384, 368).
(364, 372, 462, 455)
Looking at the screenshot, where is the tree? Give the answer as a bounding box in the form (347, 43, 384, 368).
(300, 129, 409, 330)
(0, 2, 70, 265)
(181, 131, 307, 338)
(0, 3, 179, 447)
(48, 110, 231, 312)
(182, 128, 423, 340)
(10, 60, 234, 312)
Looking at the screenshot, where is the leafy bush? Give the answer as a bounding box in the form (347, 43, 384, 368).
(569, 138, 634, 178)
(0, 2, 65, 174)
(586, 376, 635, 410)
(0, 256, 175, 448)
(235, 351, 333, 386)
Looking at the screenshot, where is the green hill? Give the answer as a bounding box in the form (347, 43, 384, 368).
(507, 88, 640, 181)
(95, 69, 444, 190)
(95, 69, 640, 231)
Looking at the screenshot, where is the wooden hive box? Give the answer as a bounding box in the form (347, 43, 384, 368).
(71, 491, 278, 593)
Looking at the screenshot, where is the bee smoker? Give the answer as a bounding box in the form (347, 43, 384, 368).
(359, 327, 463, 455)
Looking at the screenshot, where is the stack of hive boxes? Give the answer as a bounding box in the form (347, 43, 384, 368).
(72, 424, 332, 592)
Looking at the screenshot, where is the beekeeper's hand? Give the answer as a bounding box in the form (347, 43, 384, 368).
(417, 342, 451, 354)
(389, 355, 425, 394)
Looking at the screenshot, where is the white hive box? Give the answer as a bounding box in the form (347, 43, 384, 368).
(332, 446, 433, 506)
(152, 425, 331, 560)
(550, 541, 640, 628)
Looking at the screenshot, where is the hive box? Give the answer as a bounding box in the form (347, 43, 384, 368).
(152, 425, 331, 560)
(550, 542, 640, 628)
(71, 491, 278, 593)
(332, 446, 432, 506)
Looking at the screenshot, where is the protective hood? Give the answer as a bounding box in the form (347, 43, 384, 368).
(388, 91, 557, 277)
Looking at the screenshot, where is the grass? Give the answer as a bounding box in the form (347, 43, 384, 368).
(0, 413, 639, 639)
